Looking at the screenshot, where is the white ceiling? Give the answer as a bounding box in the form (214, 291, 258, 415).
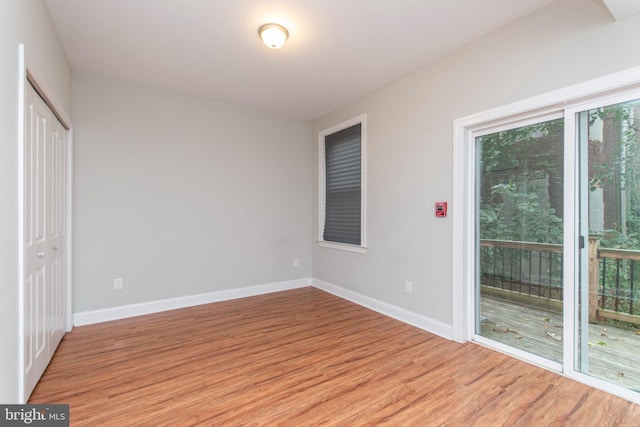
(44, 0, 563, 120)
(601, 0, 640, 20)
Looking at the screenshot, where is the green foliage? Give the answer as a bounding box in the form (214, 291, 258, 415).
(481, 181, 563, 243)
(591, 102, 640, 250)
(592, 102, 640, 318)
(478, 118, 564, 244)
(600, 229, 640, 249)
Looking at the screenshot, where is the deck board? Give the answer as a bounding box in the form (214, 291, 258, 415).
(480, 294, 640, 391)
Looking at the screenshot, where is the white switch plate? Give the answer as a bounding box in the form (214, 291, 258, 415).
(293, 257, 299, 267)
(114, 278, 123, 290)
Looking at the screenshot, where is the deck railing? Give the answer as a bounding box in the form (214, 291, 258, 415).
(479, 239, 563, 300)
(480, 237, 640, 325)
(592, 238, 640, 324)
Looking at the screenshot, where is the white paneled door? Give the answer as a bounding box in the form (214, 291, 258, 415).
(24, 80, 68, 399)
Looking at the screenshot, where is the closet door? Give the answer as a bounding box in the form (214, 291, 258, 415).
(47, 98, 67, 357)
(24, 81, 67, 398)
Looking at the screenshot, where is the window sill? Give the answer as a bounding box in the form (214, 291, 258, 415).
(317, 241, 367, 254)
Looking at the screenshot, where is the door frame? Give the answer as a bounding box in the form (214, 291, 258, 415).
(18, 44, 74, 403)
(452, 65, 640, 404)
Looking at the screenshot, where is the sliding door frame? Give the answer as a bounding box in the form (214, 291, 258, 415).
(453, 66, 640, 404)
(564, 89, 640, 404)
(470, 110, 566, 373)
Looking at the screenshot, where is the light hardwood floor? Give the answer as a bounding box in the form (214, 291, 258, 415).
(30, 287, 640, 426)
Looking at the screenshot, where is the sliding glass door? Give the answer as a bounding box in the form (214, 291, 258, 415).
(475, 117, 565, 365)
(472, 91, 640, 399)
(576, 97, 640, 392)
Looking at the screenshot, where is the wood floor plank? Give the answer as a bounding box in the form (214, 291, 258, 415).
(29, 287, 639, 426)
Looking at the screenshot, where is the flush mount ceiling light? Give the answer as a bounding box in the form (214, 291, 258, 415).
(258, 23, 289, 49)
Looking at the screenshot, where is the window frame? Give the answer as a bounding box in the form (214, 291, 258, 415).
(318, 114, 367, 253)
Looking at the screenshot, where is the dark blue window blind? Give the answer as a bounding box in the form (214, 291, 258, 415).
(324, 123, 361, 245)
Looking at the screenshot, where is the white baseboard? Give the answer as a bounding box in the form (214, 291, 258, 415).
(73, 278, 312, 326)
(73, 277, 453, 341)
(311, 278, 453, 340)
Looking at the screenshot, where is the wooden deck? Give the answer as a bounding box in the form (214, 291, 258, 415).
(29, 288, 640, 425)
(480, 294, 640, 392)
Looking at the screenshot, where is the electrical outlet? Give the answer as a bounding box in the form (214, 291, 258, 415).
(114, 278, 123, 290)
(293, 257, 299, 267)
(404, 281, 412, 294)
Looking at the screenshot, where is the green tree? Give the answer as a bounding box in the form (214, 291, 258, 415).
(590, 102, 640, 249)
(478, 118, 564, 244)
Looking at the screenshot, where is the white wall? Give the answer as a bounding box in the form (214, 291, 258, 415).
(0, 0, 71, 404)
(312, 0, 640, 330)
(73, 73, 312, 312)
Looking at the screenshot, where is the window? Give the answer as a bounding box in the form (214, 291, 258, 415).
(318, 114, 367, 252)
